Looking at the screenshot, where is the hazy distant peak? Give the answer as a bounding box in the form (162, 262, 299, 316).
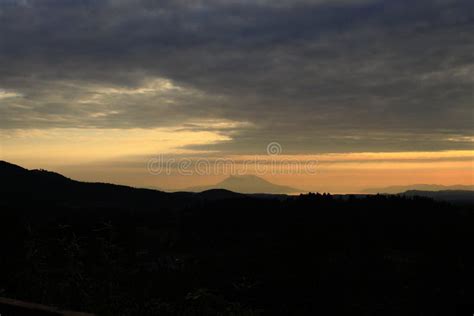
(187, 175, 300, 194)
(226, 175, 261, 179)
(225, 174, 268, 180)
(219, 175, 273, 184)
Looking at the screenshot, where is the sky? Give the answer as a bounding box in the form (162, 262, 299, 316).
(0, 0, 473, 193)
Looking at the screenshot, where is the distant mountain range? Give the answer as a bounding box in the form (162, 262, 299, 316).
(2, 163, 473, 315)
(1, 161, 472, 206)
(185, 175, 300, 194)
(0, 160, 300, 207)
(400, 190, 474, 204)
(0, 161, 251, 210)
(362, 184, 474, 194)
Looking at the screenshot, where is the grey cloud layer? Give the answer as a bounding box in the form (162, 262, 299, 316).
(0, 0, 473, 152)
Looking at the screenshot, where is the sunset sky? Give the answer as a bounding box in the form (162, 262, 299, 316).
(0, 0, 473, 193)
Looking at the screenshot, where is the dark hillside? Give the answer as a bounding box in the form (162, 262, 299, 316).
(1, 162, 473, 315)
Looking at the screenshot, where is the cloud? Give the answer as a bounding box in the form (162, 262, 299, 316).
(0, 89, 22, 100)
(0, 0, 473, 153)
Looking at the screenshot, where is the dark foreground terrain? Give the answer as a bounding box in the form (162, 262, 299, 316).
(1, 161, 474, 315)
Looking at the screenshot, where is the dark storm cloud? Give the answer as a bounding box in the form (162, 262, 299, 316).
(0, 0, 473, 152)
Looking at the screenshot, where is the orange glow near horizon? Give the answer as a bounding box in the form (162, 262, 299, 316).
(1, 128, 472, 193)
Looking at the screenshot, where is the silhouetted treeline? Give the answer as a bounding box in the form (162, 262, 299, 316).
(1, 162, 474, 315)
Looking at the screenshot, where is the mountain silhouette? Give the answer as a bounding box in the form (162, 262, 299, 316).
(186, 175, 300, 194)
(362, 184, 474, 194)
(0, 161, 274, 209)
(2, 160, 474, 315)
(400, 190, 474, 204)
